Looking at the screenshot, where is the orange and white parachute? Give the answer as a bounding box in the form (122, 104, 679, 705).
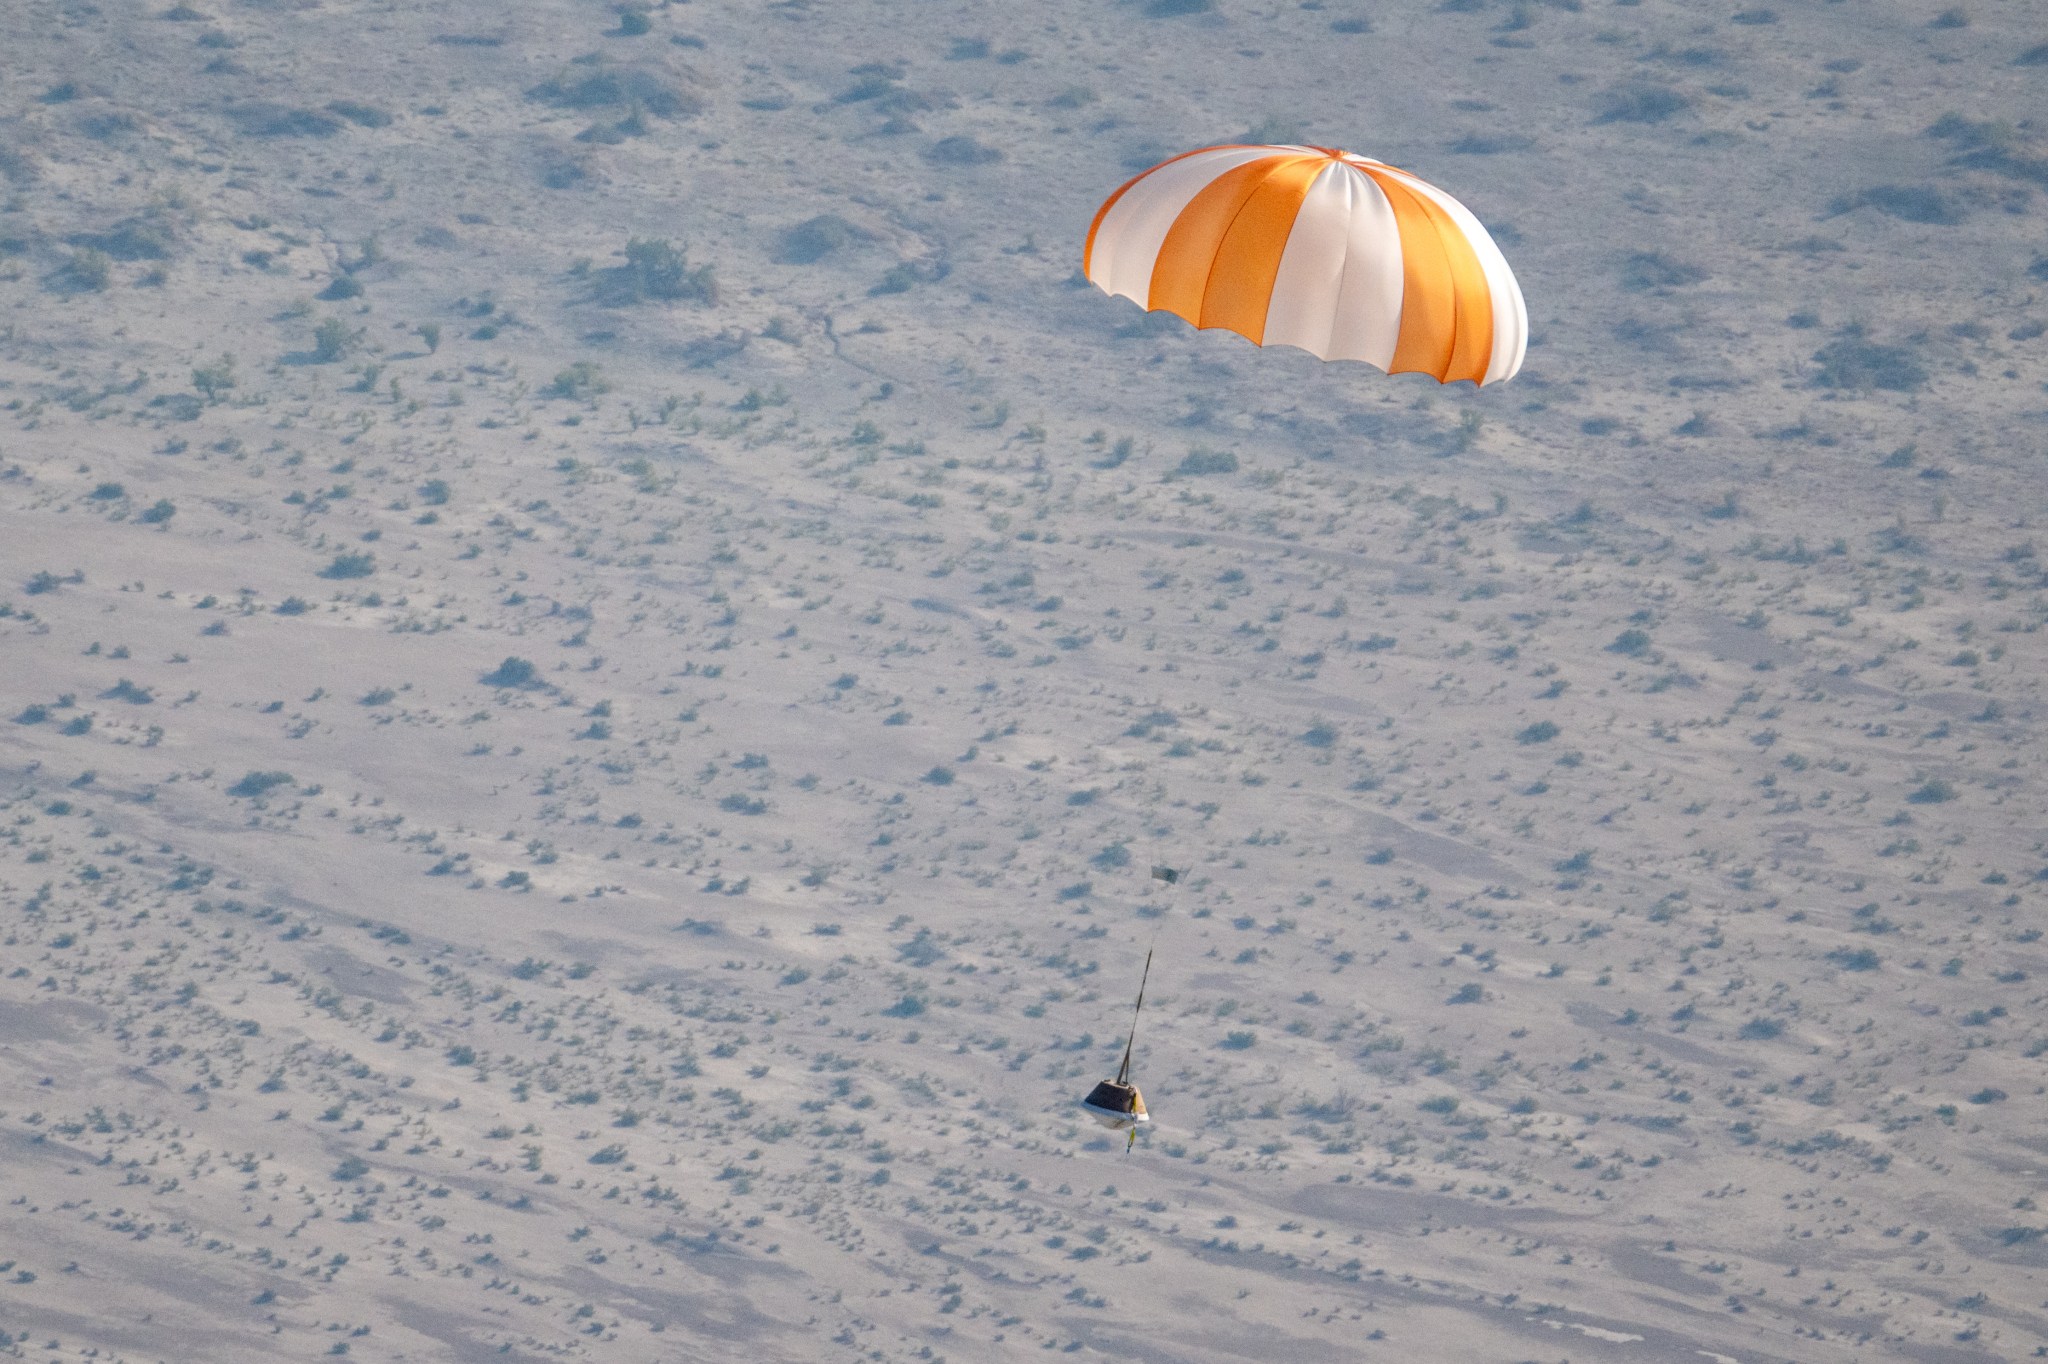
(1084, 145, 1527, 387)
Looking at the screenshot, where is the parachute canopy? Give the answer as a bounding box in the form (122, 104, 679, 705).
(1084, 144, 1527, 387)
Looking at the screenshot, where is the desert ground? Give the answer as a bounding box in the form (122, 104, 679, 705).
(3, 1, 2048, 1360)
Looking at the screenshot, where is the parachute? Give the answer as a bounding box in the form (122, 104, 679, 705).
(1084, 144, 1527, 387)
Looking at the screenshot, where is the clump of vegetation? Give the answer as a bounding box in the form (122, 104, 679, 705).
(592, 238, 717, 306)
(70, 215, 175, 261)
(61, 248, 111, 292)
(230, 104, 344, 138)
(326, 100, 392, 128)
(1812, 327, 1928, 392)
(192, 353, 235, 402)
(527, 61, 699, 118)
(1173, 447, 1239, 477)
(543, 361, 610, 400)
(1828, 183, 1965, 225)
(775, 214, 867, 265)
(1595, 84, 1690, 123)
(926, 135, 1003, 166)
(1620, 251, 1706, 292)
(482, 657, 544, 689)
(311, 318, 359, 363)
(227, 770, 295, 798)
(320, 552, 376, 579)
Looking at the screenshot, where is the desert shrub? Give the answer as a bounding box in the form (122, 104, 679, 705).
(882, 994, 927, 1017)
(527, 62, 698, 118)
(1445, 983, 1484, 1004)
(320, 552, 375, 579)
(1620, 251, 1706, 291)
(776, 214, 866, 264)
(482, 657, 541, 688)
(1449, 133, 1533, 154)
(1827, 948, 1881, 971)
(1301, 719, 1338, 748)
(318, 275, 363, 301)
(1812, 329, 1927, 391)
(1595, 84, 1690, 123)
(1219, 1029, 1256, 1049)
(718, 793, 767, 815)
(230, 104, 343, 138)
(63, 248, 111, 291)
(1173, 447, 1239, 477)
(331, 1156, 370, 1181)
(418, 478, 450, 505)
(1738, 1017, 1784, 1040)
(1516, 720, 1559, 744)
(2018, 42, 2048, 66)
(311, 318, 358, 363)
(71, 217, 174, 261)
(192, 354, 234, 401)
(1907, 778, 1957, 804)
(1608, 628, 1652, 656)
(1092, 842, 1131, 870)
(326, 100, 392, 128)
(1145, 0, 1214, 14)
(273, 596, 310, 615)
(543, 361, 610, 401)
(1830, 184, 1965, 224)
(594, 237, 716, 305)
(227, 770, 294, 798)
(927, 135, 1003, 166)
(922, 765, 955, 785)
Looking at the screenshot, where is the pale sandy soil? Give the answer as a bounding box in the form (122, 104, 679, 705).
(2, 2, 2048, 1361)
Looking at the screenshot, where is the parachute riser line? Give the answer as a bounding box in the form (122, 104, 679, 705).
(1114, 948, 1152, 1088)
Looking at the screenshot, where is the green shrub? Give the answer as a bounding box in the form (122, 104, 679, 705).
(543, 361, 610, 400)
(594, 238, 716, 306)
(1609, 628, 1652, 655)
(311, 317, 358, 363)
(482, 657, 541, 688)
(528, 63, 699, 118)
(1812, 329, 1928, 391)
(326, 100, 392, 128)
(1173, 447, 1239, 477)
(192, 353, 235, 401)
(320, 552, 376, 579)
(1596, 84, 1690, 123)
(64, 248, 111, 291)
(227, 770, 294, 798)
